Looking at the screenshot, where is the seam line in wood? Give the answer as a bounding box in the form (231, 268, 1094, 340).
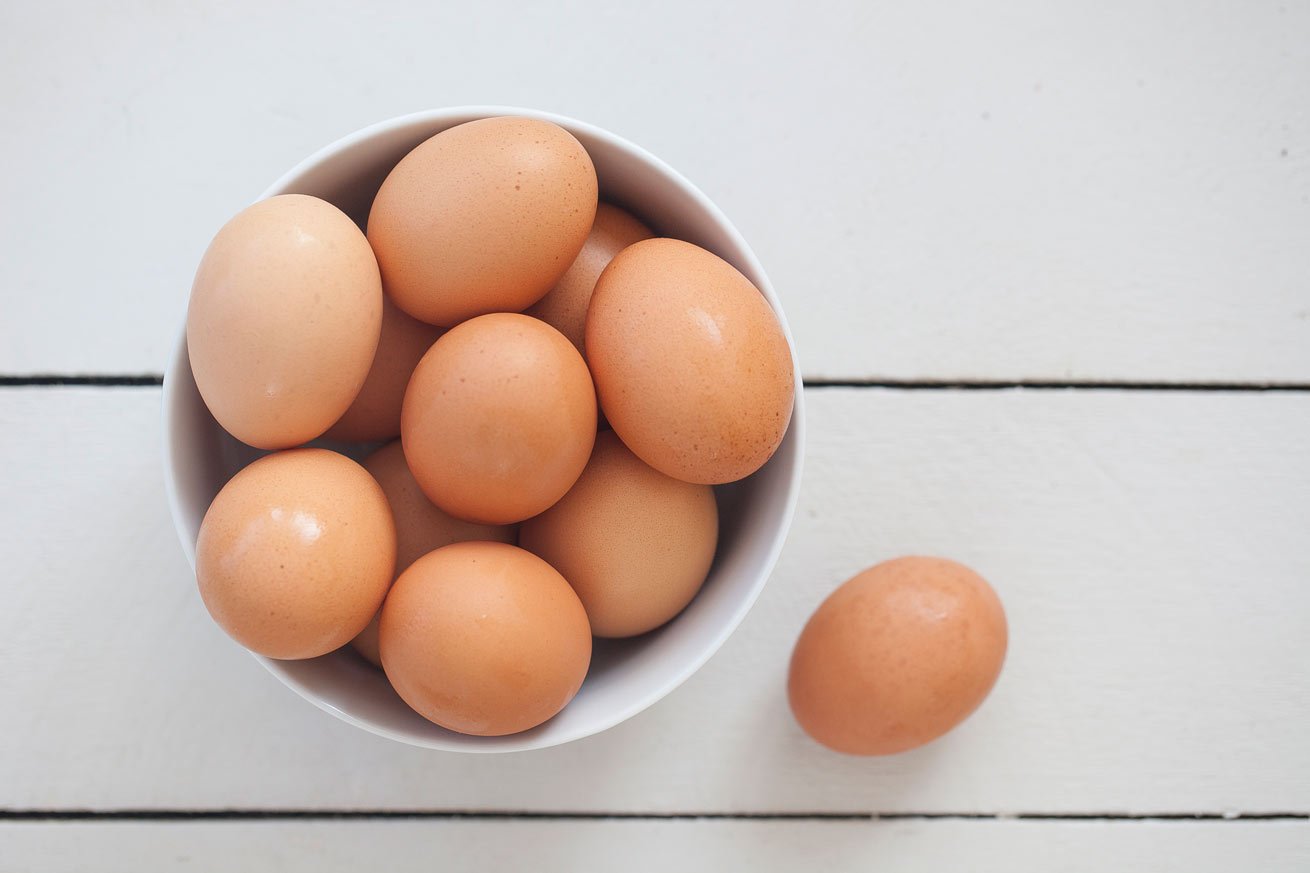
(804, 379, 1310, 392)
(1, 810, 1305, 822)
(3, 375, 1310, 392)
(0, 375, 163, 387)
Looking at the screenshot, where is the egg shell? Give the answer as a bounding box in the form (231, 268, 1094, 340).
(401, 313, 597, 525)
(585, 238, 794, 485)
(367, 116, 598, 326)
(186, 194, 383, 449)
(324, 295, 444, 443)
(195, 448, 396, 660)
(379, 541, 592, 736)
(520, 431, 717, 638)
(349, 440, 516, 667)
(523, 202, 653, 358)
(787, 556, 1008, 756)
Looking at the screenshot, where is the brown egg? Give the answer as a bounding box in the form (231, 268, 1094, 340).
(523, 203, 654, 358)
(367, 116, 598, 326)
(586, 238, 794, 485)
(520, 431, 717, 638)
(324, 296, 444, 443)
(787, 557, 1008, 756)
(349, 439, 516, 667)
(379, 541, 592, 736)
(401, 313, 597, 525)
(195, 448, 396, 660)
(187, 194, 383, 449)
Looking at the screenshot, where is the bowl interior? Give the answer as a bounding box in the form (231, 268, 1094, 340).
(163, 106, 805, 751)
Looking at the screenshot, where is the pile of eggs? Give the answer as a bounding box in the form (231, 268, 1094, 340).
(185, 116, 795, 737)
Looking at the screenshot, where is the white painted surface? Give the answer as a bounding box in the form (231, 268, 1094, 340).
(2, 0, 1309, 380)
(5, 819, 1310, 872)
(5, 1, 1310, 864)
(2, 387, 1307, 815)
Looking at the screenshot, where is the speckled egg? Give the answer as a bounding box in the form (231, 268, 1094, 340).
(787, 556, 1008, 756)
(366, 116, 598, 326)
(401, 313, 597, 525)
(349, 439, 516, 667)
(586, 238, 794, 484)
(520, 431, 717, 638)
(195, 448, 396, 660)
(186, 194, 383, 449)
(379, 541, 592, 736)
(324, 295, 444, 443)
(523, 202, 653, 358)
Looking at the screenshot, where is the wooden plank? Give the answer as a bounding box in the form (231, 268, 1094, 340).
(1, 387, 1308, 812)
(3, 819, 1308, 872)
(3, 1, 1309, 381)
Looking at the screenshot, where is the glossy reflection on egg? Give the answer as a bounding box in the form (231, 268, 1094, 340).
(586, 238, 794, 485)
(195, 449, 396, 661)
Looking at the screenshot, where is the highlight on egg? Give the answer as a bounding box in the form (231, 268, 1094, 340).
(586, 238, 795, 485)
(195, 448, 397, 661)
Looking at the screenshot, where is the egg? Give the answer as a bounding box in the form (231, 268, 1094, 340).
(367, 116, 598, 326)
(187, 194, 383, 449)
(349, 439, 516, 667)
(379, 541, 592, 736)
(401, 313, 597, 525)
(523, 202, 653, 358)
(195, 448, 396, 660)
(586, 238, 794, 485)
(520, 431, 717, 638)
(324, 296, 444, 443)
(787, 557, 1008, 756)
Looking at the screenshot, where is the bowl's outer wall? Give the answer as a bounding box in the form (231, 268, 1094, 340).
(162, 106, 806, 752)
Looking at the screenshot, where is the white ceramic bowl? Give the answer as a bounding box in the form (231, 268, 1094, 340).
(162, 106, 805, 752)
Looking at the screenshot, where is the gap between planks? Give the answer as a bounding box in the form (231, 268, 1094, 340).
(1, 810, 1306, 822)
(3, 375, 1310, 392)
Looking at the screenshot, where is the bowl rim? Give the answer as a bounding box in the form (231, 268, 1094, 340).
(162, 104, 806, 752)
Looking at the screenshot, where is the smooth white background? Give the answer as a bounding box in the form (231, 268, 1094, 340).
(1, 0, 1307, 870)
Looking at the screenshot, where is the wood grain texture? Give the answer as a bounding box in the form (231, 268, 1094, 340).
(1, 387, 1306, 813)
(2, 1, 1308, 381)
(3, 820, 1309, 872)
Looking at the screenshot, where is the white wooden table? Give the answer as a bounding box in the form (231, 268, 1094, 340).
(3, 2, 1308, 869)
